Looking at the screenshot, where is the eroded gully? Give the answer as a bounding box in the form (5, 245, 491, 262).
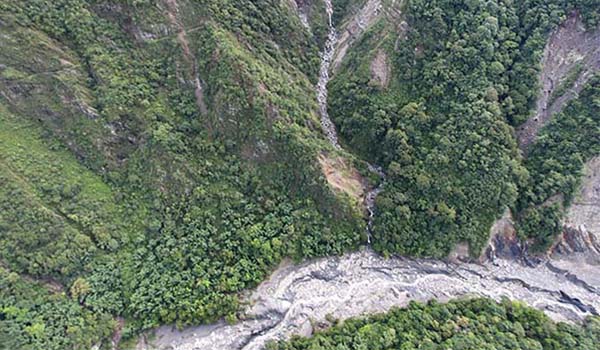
(145, 2, 600, 349)
(317, 0, 385, 243)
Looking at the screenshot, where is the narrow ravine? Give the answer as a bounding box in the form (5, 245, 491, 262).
(140, 3, 600, 349)
(317, 0, 386, 243)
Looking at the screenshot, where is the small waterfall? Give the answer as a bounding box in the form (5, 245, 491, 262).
(317, 0, 386, 244)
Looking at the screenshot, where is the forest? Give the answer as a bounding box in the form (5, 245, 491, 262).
(0, 0, 364, 347)
(268, 298, 600, 350)
(0, 0, 599, 348)
(329, 0, 600, 257)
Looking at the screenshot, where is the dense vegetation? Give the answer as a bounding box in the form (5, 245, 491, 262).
(516, 76, 600, 250)
(0, 0, 364, 347)
(1, 0, 599, 348)
(268, 298, 600, 350)
(329, 0, 600, 257)
(0, 266, 115, 350)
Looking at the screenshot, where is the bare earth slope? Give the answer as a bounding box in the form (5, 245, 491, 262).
(565, 156, 600, 239)
(551, 156, 600, 264)
(331, 0, 383, 72)
(517, 14, 600, 151)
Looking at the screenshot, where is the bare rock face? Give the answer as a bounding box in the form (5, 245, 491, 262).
(331, 0, 383, 72)
(287, 0, 312, 29)
(565, 156, 600, 235)
(553, 156, 600, 261)
(518, 13, 600, 151)
(482, 209, 523, 262)
(552, 226, 600, 258)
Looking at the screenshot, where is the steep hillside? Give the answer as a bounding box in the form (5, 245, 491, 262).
(1, 0, 600, 349)
(516, 76, 600, 251)
(328, 0, 600, 257)
(517, 14, 600, 151)
(0, 0, 366, 347)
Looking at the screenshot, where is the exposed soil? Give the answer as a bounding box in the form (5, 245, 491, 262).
(318, 154, 365, 201)
(517, 14, 600, 151)
(553, 156, 600, 261)
(369, 49, 390, 88)
(565, 156, 600, 235)
(331, 0, 383, 72)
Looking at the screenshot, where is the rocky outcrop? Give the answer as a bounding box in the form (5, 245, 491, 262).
(517, 14, 600, 151)
(552, 156, 600, 261)
(481, 209, 523, 262)
(552, 226, 600, 259)
(288, 0, 312, 29)
(564, 157, 600, 235)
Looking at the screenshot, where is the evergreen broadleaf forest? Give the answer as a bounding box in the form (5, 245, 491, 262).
(0, 0, 599, 348)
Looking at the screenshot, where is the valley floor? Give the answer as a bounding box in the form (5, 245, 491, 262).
(143, 249, 600, 350)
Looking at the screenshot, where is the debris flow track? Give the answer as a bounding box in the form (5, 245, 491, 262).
(150, 251, 600, 350)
